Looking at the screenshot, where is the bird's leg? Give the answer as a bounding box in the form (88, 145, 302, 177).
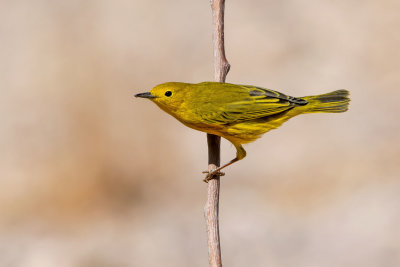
(203, 144, 246, 182)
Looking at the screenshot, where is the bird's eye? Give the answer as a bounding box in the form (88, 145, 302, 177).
(165, 91, 172, 97)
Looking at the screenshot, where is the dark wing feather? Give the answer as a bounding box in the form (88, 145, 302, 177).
(244, 85, 308, 105)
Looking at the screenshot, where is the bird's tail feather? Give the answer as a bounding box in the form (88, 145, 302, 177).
(302, 90, 350, 113)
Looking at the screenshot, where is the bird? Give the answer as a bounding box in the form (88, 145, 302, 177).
(135, 82, 350, 182)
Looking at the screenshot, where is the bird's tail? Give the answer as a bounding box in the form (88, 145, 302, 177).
(301, 89, 350, 113)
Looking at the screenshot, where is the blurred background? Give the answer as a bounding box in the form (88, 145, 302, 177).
(1, 0, 400, 266)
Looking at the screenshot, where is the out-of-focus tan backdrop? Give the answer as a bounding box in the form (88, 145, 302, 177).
(1, 0, 400, 266)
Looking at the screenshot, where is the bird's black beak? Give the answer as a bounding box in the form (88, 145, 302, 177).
(134, 92, 156, 99)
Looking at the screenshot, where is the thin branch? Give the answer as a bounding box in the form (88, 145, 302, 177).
(211, 0, 230, 82)
(204, 0, 230, 267)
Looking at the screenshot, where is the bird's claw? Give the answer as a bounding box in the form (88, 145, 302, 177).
(202, 170, 225, 183)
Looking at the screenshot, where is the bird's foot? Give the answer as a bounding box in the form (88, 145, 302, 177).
(202, 170, 225, 183)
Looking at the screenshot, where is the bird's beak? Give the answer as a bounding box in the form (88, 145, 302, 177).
(134, 92, 156, 99)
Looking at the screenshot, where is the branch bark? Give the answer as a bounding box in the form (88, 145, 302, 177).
(204, 1, 230, 267)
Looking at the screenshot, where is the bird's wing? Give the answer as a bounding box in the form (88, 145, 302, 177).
(199, 85, 307, 124)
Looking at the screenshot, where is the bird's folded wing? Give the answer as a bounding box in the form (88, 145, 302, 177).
(199, 85, 297, 124)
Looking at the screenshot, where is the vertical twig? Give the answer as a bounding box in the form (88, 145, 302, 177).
(204, 1, 230, 267)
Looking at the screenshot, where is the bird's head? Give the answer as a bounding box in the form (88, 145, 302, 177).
(135, 82, 188, 114)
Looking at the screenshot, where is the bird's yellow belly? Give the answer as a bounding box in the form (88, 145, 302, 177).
(176, 108, 299, 145)
(204, 116, 297, 144)
(180, 120, 267, 145)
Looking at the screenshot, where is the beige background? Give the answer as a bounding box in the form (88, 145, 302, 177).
(1, 0, 400, 266)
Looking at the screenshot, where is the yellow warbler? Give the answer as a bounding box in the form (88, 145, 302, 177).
(135, 82, 350, 181)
